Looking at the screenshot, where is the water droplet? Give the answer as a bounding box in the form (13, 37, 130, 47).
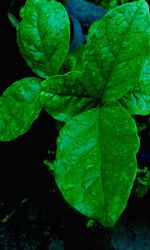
(117, 61, 126, 69)
(137, 10, 144, 16)
(116, 19, 123, 26)
(122, 41, 129, 48)
(85, 164, 94, 170)
(63, 184, 75, 191)
(119, 8, 125, 14)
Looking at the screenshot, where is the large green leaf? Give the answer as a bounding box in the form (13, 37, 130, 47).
(0, 78, 42, 141)
(40, 71, 93, 122)
(83, 0, 150, 104)
(53, 106, 140, 227)
(118, 59, 150, 115)
(17, 0, 70, 78)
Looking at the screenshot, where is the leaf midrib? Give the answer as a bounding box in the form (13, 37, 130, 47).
(102, 3, 141, 94)
(95, 109, 106, 223)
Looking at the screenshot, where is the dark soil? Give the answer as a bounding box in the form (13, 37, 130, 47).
(0, 1, 150, 249)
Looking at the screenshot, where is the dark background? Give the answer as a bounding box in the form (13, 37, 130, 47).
(0, 1, 150, 249)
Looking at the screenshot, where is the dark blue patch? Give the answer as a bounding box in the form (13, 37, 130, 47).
(66, 0, 108, 27)
(69, 14, 84, 52)
(66, 0, 108, 51)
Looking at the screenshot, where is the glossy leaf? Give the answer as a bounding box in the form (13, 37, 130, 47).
(0, 78, 42, 141)
(53, 106, 140, 227)
(40, 71, 93, 122)
(83, 1, 150, 104)
(17, 0, 70, 78)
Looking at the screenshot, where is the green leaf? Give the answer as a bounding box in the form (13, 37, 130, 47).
(117, 59, 150, 115)
(0, 78, 42, 141)
(100, 0, 118, 9)
(59, 45, 85, 74)
(53, 106, 140, 227)
(134, 167, 150, 198)
(40, 71, 94, 122)
(83, 0, 150, 104)
(17, 0, 70, 78)
(101, 0, 132, 9)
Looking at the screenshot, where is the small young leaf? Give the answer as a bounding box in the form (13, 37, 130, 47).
(83, 1, 150, 104)
(118, 59, 150, 115)
(100, 0, 125, 9)
(0, 78, 42, 141)
(60, 45, 85, 73)
(40, 71, 93, 122)
(17, 0, 70, 78)
(53, 106, 140, 227)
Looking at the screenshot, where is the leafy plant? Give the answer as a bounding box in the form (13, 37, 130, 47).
(0, 0, 150, 227)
